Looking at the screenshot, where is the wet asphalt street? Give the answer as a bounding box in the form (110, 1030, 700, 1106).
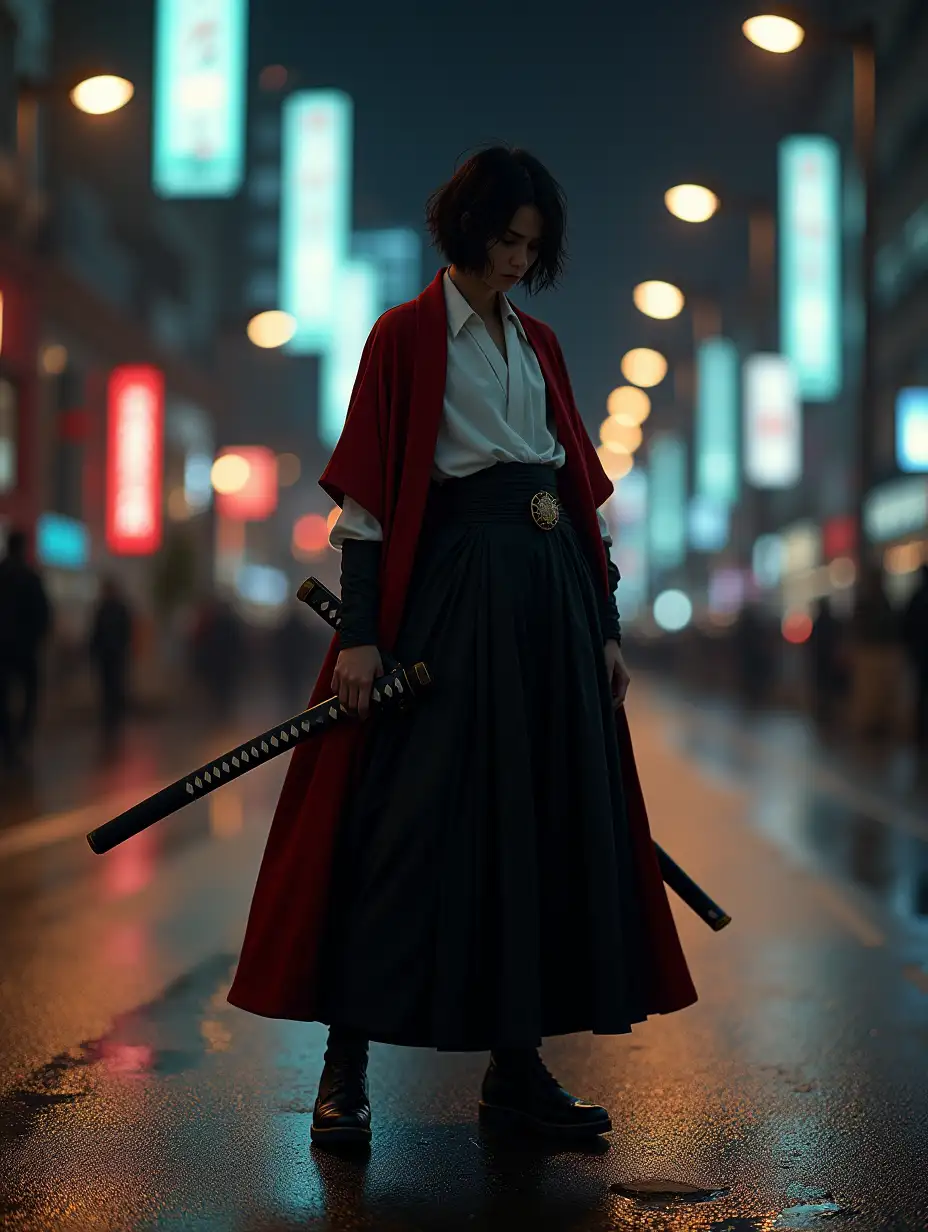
(1, 679, 927, 1232)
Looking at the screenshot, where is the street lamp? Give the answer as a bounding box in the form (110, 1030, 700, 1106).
(664, 184, 720, 224)
(69, 75, 135, 115)
(633, 280, 685, 320)
(246, 310, 297, 349)
(621, 348, 668, 389)
(742, 15, 805, 53)
(742, 9, 878, 593)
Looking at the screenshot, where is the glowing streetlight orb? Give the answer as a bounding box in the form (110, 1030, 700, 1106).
(606, 385, 651, 426)
(211, 453, 251, 495)
(742, 15, 806, 53)
(600, 417, 643, 454)
(292, 514, 330, 558)
(70, 75, 135, 115)
(597, 445, 633, 481)
(247, 310, 297, 349)
(633, 280, 685, 320)
(664, 184, 720, 224)
(621, 348, 668, 389)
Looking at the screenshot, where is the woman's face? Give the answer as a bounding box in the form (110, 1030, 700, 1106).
(484, 204, 543, 292)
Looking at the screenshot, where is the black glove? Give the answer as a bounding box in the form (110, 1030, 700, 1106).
(600, 555, 622, 645)
(337, 538, 382, 649)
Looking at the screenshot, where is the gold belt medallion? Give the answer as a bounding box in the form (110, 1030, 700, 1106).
(530, 491, 560, 530)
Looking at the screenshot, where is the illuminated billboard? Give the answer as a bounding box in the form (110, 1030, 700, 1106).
(352, 228, 422, 314)
(106, 366, 164, 556)
(280, 90, 353, 354)
(896, 388, 928, 473)
(743, 353, 802, 488)
(779, 136, 842, 401)
(648, 433, 687, 571)
(696, 337, 739, 505)
(152, 0, 248, 198)
(319, 260, 380, 449)
(608, 467, 648, 620)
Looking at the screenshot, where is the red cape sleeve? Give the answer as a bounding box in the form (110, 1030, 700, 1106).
(318, 316, 391, 524)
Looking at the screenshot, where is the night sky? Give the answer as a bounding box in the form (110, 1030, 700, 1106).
(253, 0, 837, 433)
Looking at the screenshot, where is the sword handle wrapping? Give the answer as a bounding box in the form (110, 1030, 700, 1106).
(86, 661, 432, 856)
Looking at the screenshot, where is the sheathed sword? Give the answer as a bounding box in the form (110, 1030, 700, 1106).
(86, 658, 431, 856)
(297, 576, 732, 933)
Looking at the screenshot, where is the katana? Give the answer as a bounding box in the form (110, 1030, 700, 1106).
(86, 658, 432, 856)
(296, 576, 732, 933)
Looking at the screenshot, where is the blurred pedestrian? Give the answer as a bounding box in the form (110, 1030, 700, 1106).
(0, 529, 52, 767)
(809, 597, 843, 728)
(733, 603, 771, 708)
(847, 581, 901, 740)
(192, 596, 246, 719)
(273, 606, 325, 713)
(89, 577, 134, 739)
(902, 564, 928, 749)
(228, 145, 696, 1149)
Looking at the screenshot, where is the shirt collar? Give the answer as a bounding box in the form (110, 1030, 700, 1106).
(443, 269, 528, 342)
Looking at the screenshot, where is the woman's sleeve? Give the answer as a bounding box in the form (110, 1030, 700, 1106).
(329, 497, 384, 550)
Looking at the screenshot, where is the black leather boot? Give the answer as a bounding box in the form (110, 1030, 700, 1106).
(311, 1029, 372, 1149)
(479, 1049, 612, 1139)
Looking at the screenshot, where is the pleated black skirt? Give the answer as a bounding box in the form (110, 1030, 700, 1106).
(316, 462, 652, 1051)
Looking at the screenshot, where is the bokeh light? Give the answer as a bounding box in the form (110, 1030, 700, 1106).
(39, 343, 68, 375)
(70, 75, 135, 115)
(326, 507, 341, 537)
(782, 610, 813, 644)
(653, 589, 693, 632)
(607, 385, 651, 426)
(277, 452, 301, 487)
(596, 445, 633, 481)
(742, 15, 806, 54)
(247, 310, 297, 349)
(259, 64, 289, 91)
(621, 348, 668, 389)
(829, 556, 857, 588)
(633, 280, 685, 320)
(600, 417, 643, 454)
(211, 453, 251, 495)
(664, 184, 720, 224)
(292, 513, 330, 558)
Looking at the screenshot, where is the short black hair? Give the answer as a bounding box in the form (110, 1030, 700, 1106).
(425, 145, 567, 294)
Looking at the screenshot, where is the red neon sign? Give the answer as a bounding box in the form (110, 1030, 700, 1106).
(106, 366, 164, 555)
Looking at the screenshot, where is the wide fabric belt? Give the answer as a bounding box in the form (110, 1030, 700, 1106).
(428, 463, 566, 530)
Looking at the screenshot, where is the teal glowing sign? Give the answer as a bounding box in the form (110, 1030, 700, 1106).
(319, 260, 381, 449)
(37, 513, 89, 570)
(152, 0, 248, 198)
(352, 228, 422, 315)
(779, 135, 842, 401)
(280, 91, 353, 355)
(648, 434, 687, 571)
(696, 337, 739, 506)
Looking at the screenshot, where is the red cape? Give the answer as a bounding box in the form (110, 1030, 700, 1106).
(227, 269, 697, 1021)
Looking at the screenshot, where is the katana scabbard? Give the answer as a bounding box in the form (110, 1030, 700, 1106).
(297, 574, 733, 933)
(86, 660, 432, 855)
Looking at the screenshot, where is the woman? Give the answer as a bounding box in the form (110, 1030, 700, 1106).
(227, 146, 697, 1147)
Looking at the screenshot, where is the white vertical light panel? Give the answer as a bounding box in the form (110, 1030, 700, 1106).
(280, 90, 353, 354)
(743, 353, 802, 488)
(152, 0, 248, 198)
(778, 136, 842, 401)
(319, 260, 381, 449)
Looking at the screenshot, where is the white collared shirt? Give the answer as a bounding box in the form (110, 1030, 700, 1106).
(329, 270, 611, 548)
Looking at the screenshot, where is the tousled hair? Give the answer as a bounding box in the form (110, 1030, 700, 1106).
(425, 145, 567, 294)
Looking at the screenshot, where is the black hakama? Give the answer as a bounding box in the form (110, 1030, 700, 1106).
(316, 462, 652, 1051)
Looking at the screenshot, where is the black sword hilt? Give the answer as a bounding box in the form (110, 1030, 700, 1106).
(86, 660, 432, 856)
